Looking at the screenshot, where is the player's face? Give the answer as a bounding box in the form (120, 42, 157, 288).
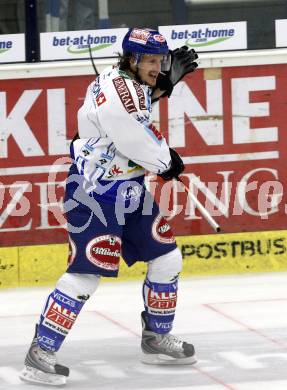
(136, 54, 164, 87)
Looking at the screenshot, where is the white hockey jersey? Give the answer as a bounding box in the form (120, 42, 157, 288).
(72, 66, 171, 187)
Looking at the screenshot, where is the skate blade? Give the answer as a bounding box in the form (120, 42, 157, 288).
(19, 366, 67, 386)
(141, 353, 197, 365)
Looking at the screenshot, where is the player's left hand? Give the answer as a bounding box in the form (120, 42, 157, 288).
(155, 46, 198, 98)
(169, 46, 198, 86)
(158, 148, 185, 181)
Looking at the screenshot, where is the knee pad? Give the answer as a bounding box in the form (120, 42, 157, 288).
(37, 273, 100, 351)
(147, 247, 182, 283)
(56, 272, 101, 300)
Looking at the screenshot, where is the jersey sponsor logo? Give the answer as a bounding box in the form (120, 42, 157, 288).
(127, 159, 143, 174)
(86, 235, 121, 271)
(96, 92, 106, 107)
(106, 164, 123, 179)
(132, 81, 147, 110)
(99, 158, 108, 165)
(135, 114, 149, 125)
(152, 214, 175, 244)
(113, 76, 137, 114)
(148, 290, 177, 310)
(82, 149, 90, 156)
(129, 28, 151, 45)
(100, 152, 114, 161)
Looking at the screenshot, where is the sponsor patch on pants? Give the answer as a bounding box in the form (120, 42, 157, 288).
(152, 214, 175, 244)
(86, 235, 121, 271)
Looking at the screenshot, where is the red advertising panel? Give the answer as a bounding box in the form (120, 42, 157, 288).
(0, 64, 287, 247)
(0, 75, 94, 246)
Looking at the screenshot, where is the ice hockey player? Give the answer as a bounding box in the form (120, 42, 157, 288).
(20, 27, 198, 386)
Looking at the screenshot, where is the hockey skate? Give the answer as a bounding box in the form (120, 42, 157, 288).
(19, 325, 69, 386)
(141, 311, 196, 365)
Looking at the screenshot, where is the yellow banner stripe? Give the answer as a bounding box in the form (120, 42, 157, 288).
(1, 230, 287, 288)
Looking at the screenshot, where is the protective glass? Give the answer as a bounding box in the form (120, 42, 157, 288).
(135, 53, 171, 72)
(160, 54, 171, 72)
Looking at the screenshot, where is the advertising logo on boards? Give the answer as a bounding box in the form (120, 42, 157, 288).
(0, 40, 13, 54)
(0, 34, 25, 62)
(40, 28, 128, 60)
(159, 22, 247, 51)
(52, 33, 116, 55)
(1, 63, 287, 247)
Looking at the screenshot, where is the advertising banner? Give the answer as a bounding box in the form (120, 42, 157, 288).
(40, 28, 128, 61)
(2, 229, 287, 288)
(0, 34, 25, 63)
(0, 63, 287, 250)
(275, 19, 287, 47)
(159, 22, 247, 51)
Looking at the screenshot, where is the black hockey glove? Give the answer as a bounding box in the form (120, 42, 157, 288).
(169, 46, 198, 85)
(158, 148, 185, 181)
(155, 46, 198, 97)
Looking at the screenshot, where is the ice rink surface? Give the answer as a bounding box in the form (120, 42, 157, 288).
(0, 272, 287, 390)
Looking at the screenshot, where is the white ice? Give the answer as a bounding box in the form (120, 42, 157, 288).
(0, 272, 287, 390)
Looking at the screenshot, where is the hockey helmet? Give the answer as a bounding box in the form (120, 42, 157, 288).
(122, 28, 170, 70)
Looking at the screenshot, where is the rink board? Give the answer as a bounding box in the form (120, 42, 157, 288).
(2, 62, 287, 247)
(1, 229, 287, 288)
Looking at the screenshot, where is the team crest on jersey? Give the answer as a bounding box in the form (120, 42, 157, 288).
(86, 235, 122, 271)
(152, 214, 175, 244)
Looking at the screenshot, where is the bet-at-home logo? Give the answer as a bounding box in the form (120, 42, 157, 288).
(52, 34, 117, 54)
(171, 27, 235, 47)
(0, 40, 12, 54)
